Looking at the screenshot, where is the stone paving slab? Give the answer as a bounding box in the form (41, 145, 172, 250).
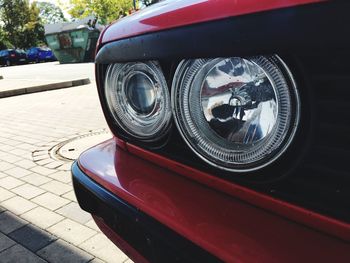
(62, 192, 78, 203)
(0, 172, 8, 179)
(0, 211, 28, 234)
(12, 184, 45, 199)
(49, 171, 72, 184)
(0, 161, 16, 172)
(47, 219, 97, 246)
(90, 258, 105, 263)
(30, 166, 56, 176)
(15, 159, 37, 169)
(4, 166, 32, 178)
(31, 192, 71, 211)
(0, 232, 16, 252)
(0, 244, 47, 263)
(21, 173, 52, 186)
(0, 176, 25, 189)
(21, 206, 64, 230)
(1, 196, 37, 215)
(79, 234, 128, 263)
(0, 84, 131, 262)
(84, 220, 100, 232)
(9, 224, 57, 252)
(56, 202, 91, 224)
(0, 187, 15, 201)
(40, 180, 71, 195)
(37, 239, 94, 263)
(0, 153, 23, 163)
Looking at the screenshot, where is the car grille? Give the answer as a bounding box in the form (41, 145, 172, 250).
(274, 53, 350, 222)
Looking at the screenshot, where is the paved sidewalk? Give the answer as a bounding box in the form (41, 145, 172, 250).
(0, 84, 132, 262)
(0, 62, 93, 98)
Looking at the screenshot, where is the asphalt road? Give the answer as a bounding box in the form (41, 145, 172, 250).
(0, 62, 95, 97)
(0, 62, 95, 82)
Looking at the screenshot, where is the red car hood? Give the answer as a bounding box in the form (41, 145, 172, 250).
(101, 0, 324, 44)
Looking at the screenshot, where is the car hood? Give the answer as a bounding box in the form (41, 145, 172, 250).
(101, 0, 324, 44)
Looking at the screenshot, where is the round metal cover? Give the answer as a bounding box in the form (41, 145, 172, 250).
(55, 131, 111, 161)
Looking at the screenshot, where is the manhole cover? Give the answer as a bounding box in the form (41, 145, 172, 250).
(51, 130, 111, 161)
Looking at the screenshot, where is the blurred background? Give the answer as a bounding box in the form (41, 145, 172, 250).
(0, 0, 160, 65)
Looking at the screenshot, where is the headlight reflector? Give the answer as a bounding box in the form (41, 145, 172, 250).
(105, 61, 171, 141)
(172, 56, 300, 172)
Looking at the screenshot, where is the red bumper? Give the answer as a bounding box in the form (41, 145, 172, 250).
(77, 138, 350, 262)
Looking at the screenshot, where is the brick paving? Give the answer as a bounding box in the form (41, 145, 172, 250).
(0, 84, 132, 262)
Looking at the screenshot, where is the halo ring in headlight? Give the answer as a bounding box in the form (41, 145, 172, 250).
(105, 61, 171, 141)
(172, 55, 300, 172)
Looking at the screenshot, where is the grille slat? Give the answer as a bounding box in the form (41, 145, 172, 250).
(282, 54, 350, 221)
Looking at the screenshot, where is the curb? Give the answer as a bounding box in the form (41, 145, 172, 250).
(0, 78, 91, 99)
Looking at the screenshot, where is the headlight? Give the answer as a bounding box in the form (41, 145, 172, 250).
(105, 61, 171, 141)
(172, 55, 300, 172)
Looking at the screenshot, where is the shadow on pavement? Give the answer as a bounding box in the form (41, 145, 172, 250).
(0, 207, 94, 263)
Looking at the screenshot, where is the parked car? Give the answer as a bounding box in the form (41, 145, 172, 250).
(72, 1, 350, 262)
(0, 49, 27, 66)
(26, 47, 56, 63)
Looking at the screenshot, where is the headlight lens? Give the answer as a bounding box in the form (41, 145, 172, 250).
(172, 56, 300, 172)
(105, 61, 171, 141)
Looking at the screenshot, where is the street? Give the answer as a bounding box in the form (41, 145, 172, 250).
(0, 62, 94, 81)
(0, 62, 94, 94)
(0, 63, 132, 262)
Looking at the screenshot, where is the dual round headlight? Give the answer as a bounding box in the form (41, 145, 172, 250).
(105, 55, 300, 173)
(105, 61, 172, 142)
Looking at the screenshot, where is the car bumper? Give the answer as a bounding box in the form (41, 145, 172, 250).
(73, 138, 350, 262)
(72, 162, 220, 263)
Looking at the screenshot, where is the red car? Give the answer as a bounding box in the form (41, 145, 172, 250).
(72, 1, 350, 262)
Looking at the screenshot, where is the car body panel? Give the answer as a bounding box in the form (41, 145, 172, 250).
(93, 216, 149, 263)
(101, 0, 324, 44)
(27, 47, 56, 62)
(77, 138, 350, 262)
(125, 142, 350, 242)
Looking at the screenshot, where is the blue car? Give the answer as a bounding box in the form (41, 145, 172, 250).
(0, 49, 27, 66)
(26, 47, 56, 63)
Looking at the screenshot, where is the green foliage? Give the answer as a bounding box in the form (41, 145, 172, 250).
(0, 27, 13, 49)
(0, 0, 45, 49)
(37, 1, 67, 25)
(0, 0, 139, 49)
(68, 0, 133, 25)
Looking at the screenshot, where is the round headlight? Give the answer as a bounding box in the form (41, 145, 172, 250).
(172, 56, 300, 172)
(105, 61, 171, 141)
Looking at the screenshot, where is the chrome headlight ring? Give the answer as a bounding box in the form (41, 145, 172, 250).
(105, 61, 172, 142)
(172, 55, 300, 172)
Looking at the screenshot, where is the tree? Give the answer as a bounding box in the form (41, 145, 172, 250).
(0, 27, 13, 49)
(0, 0, 45, 48)
(68, 0, 133, 25)
(22, 2, 45, 48)
(36, 1, 67, 25)
(0, 0, 29, 48)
